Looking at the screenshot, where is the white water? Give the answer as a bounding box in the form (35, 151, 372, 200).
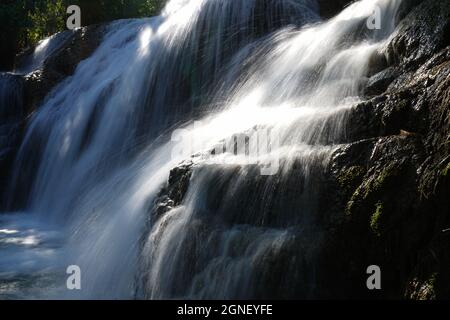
(0, 0, 403, 299)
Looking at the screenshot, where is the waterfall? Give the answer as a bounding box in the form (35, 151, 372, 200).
(137, 0, 404, 299)
(0, 0, 403, 299)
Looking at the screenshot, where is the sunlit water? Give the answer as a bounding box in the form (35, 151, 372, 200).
(0, 0, 403, 299)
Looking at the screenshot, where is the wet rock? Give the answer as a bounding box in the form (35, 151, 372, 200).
(367, 50, 389, 77)
(365, 67, 400, 96)
(326, 19, 450, 297)
(21, 24, 107, 114)
(396, 0, 425, 21)
(151, 161, 195, 221)
(383, 0, 450, 69)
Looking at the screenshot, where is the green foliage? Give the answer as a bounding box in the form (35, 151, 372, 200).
(72, 0, 166, 26)
(27, 0, 66, 44)
(138, 0, 166, 15)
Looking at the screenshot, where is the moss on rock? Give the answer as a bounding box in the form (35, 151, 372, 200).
(336, 166, 366, 191)
(370, 202, 384, 236)
(442, 162, 450, 176)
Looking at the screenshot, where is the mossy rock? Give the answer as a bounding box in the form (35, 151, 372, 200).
(345, 162, 403, 215)
(336, 165, 366, 192)
(442, 162, 450, 176)
(370, 201, 384, 236)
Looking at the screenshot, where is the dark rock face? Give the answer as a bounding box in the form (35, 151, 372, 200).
(307, 0, 450, 299)
(384, 0, 450, 69)
(152, 0, 450, 299)
(152, 161, 195, 221)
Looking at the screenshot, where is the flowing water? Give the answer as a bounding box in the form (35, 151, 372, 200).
(0, 0, 403, 299)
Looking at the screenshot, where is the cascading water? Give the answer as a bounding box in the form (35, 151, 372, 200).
(0, 0, 403, 299)
(137, 0, 404, 299)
